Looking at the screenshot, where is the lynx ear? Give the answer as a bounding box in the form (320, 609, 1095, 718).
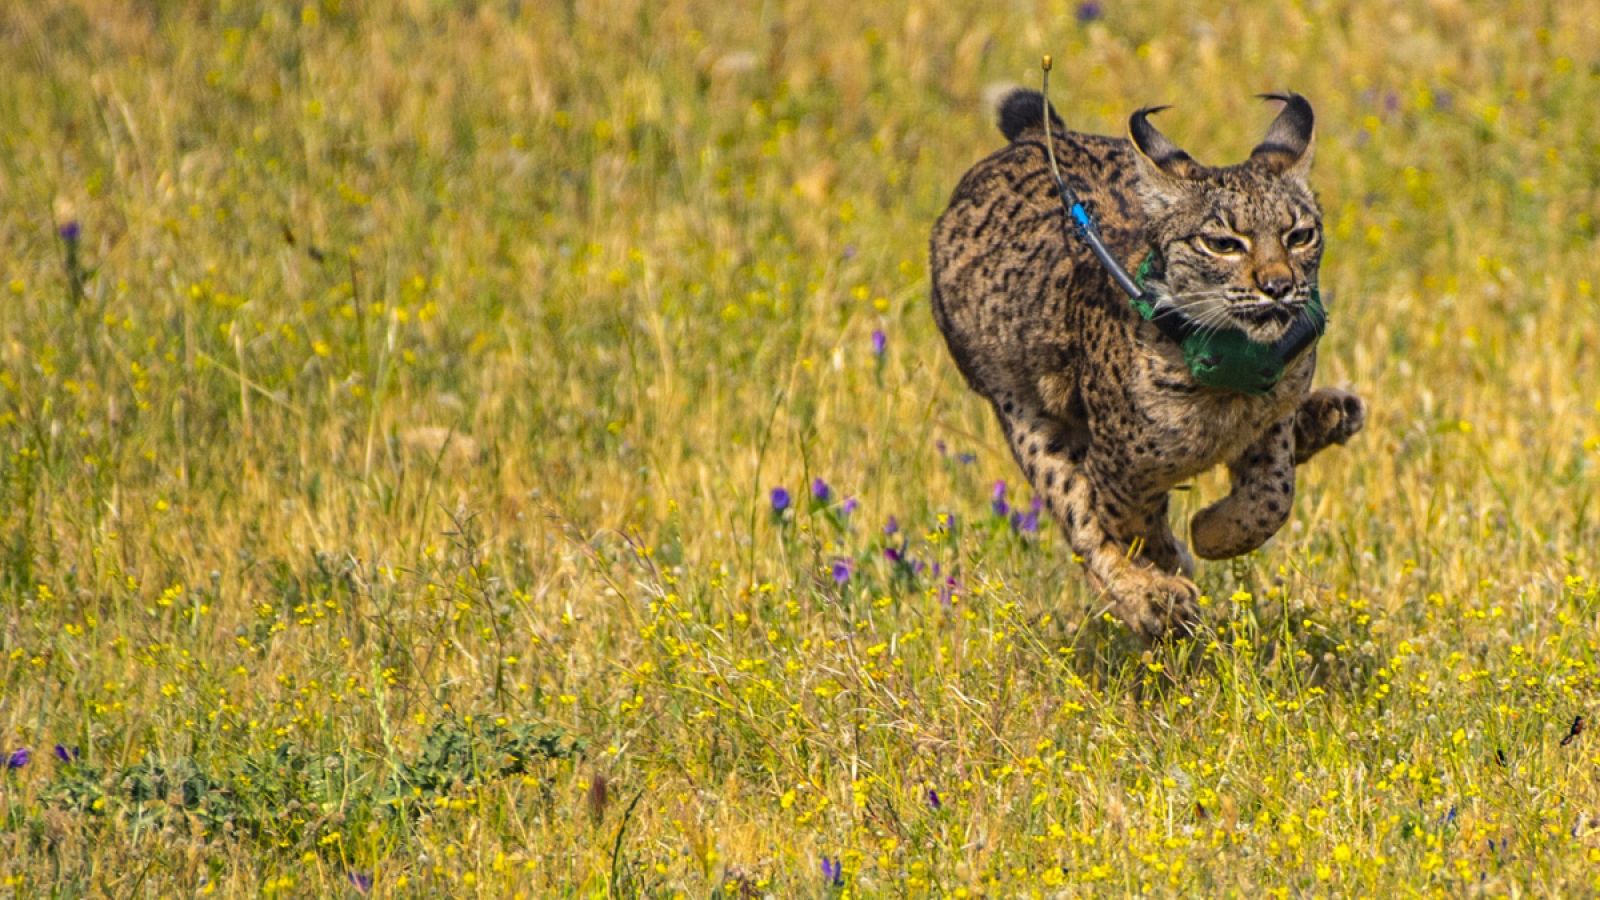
(1250, 93, 1315, 179)
(1128, 106, 1206, 181)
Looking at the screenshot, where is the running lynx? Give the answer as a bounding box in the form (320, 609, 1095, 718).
(930, 90, 1364, 638)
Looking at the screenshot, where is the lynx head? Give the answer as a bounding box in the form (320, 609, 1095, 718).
(1129, 94, 1321, 343)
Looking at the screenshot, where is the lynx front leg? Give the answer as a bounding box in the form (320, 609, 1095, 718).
(1293, 387, 1365, 464)
(995, 397, 1198, 639)
(1189, 419, 1296, 560)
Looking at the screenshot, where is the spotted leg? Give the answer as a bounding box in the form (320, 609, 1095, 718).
(995, 396, 1199, 639)
(1189, 418, 1296, 560)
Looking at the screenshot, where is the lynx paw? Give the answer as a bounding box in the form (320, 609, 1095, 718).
(1110, 568, 1201, 641)
(1294, 388, 1366, 463)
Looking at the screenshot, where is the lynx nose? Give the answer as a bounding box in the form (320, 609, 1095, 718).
(1255, 272, 1295, 300)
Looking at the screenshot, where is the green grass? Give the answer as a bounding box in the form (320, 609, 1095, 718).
(2, 0, 1600, 895)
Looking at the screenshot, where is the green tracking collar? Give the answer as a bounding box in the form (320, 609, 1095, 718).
(1128, 254, 1327, 396)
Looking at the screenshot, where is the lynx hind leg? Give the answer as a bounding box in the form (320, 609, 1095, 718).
(1190, 419, 1296, 560)
(995, 396, 1198, 639)
(1293, 387, 1366, 464)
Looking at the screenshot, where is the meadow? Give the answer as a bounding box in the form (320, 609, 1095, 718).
(2, 0, 1599, 895)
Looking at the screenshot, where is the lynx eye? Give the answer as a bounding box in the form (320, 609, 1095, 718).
(1197, 234, 1247, 256)
(1285, 227, 1318, 249)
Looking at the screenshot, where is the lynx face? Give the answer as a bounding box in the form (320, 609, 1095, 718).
(1129, 96, 1322, 343)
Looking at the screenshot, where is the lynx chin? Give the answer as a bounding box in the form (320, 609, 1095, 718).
(930, 89, 1364, 639)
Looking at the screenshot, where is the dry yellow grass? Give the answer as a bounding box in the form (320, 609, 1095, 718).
(2, 0, 1599, 895)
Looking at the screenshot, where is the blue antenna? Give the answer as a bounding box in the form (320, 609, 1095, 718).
(1040, 56, 1143, 300)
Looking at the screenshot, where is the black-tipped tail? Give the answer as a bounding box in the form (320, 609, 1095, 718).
(997, 89, 1063, 141)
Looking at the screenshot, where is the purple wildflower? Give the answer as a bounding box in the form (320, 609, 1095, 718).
(935, 439, 948, 457)
(831, 558, 853, 585)
(1013, 496, 1042, 534)
(347, 870, 373, 893)
(871, 329, 887, 357)
(957, 452, 977, 465)
(5, 748, 30, 770)
(926, 786, 942, 810)
(991, 480, 1009, 517)
(842, 496, 859, 517)
(937, 576, 958, 608)
(59, 220, 87, 305)
(770, 487, 791, 514)
(1075, 0, 1104, 22)
(53, 744, 78, 763)
(884, 545, 901, 563)
(812, 478, 831, 503)
(820, 855, 844, 886)
(883, 515, 899, 536)
(1009, 496, 1041, 533)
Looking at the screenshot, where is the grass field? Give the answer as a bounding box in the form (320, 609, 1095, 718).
(3, 0, 1600, 895)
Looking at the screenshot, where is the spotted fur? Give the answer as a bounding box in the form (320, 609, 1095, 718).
(930, 90, 1364, 639)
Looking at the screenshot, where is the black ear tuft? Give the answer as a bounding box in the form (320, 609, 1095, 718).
(1128, 105, 1204, 179)
(1250, 92, 1315, 172)
(997, 89, 1063, 142)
